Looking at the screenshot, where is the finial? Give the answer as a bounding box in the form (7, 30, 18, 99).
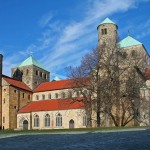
(29, 51, 33, 56)
(128, 30, 130, 36)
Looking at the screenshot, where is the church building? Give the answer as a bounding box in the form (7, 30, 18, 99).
(0, 17, 150, 130)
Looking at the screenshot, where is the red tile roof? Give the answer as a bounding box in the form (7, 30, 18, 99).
(34, 78, 89, 92)
(3, 76, 32, 92)
(18, 99, 84, 113)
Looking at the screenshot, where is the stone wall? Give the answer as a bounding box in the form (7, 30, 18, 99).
(17, 109, 86, 130)
(2, 78, 32, 129)
(12, 65, 50, 90)
(97, 23, 117, 47)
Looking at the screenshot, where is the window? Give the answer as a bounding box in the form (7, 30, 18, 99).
(101, 28, 107, 35)
(56, 113, 62, 127)
(23, 93, 25, 98)
(83, 90, 88, 96)
(68, 91, 72, 98)
(40, 72, 42, 77)
(34, 114, 39, 127)
(14, 106, 17, 109)
(55, 93, 58, 99)
(104, 28, 107, 34)
(45, 114, 50, 127)
(14, 90, 17, 93)
(83, 115, 87, 126)
(48, 94, 51, 99)
(26, 69, 29, 75)
(35, 81, 38, 85)
(28, 95, 30, 100)
(36, 95, 39, 100)
(76, 91, 80, 97)
(36, 70, 38, 75)
(61, 92, 65, 98)
(3, 98, 5, 104)
(44, 74, 47, 79)
(42, 94, 45, 100)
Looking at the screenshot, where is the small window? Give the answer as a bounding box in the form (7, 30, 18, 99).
(48, 94, 51, 99)
(3, 98, 5, 104)
(104, 28, 107, 34)
(35, 81, 38, 85)
(55, 93, 58, 99)
(36, 70, 38, 75)
(68, 91, 72, 98)
(36, 95, 39, 100)
(14, 90, 17, 93)
(28, 95, 30, 100)
(26, 69, 29, 75)
(40, 72, 42, 77)
(76, 91, 80, 97)
(83, 90, 88, 97)
(42, 94, 45, 100)
(23, 93, 25, 98)
(101, 28, 107, 35)
(61, 92, 65, 98)
(83, 115, 87, 126)
(44, 74, 46, 79)
(14, 106, 17, 109)
(101, 29, 104, 35)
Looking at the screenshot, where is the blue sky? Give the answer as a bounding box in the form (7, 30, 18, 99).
(0, 0, 150, 80)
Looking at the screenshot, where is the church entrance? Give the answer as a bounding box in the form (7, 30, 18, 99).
(23, 120, 28, 130)
(69, 119, 74, 128)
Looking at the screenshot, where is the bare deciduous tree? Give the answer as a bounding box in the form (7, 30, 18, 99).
(67, 40, 149, 127)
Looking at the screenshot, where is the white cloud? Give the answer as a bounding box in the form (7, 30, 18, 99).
(2, 0, 149, 78)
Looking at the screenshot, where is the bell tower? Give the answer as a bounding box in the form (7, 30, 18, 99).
(12, 56, 50, 90)
(97, 17, 118, 47)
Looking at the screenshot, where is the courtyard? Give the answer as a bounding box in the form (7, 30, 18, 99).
(0, 129, 150, 150)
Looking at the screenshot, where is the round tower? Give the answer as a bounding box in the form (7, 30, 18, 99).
(97, 18, 118, 47)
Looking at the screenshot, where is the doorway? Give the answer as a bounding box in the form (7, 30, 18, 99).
(69, 119, 74, 128)
(23, 120, 28, 130)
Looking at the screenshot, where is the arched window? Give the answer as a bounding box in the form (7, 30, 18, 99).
(76, 91, 80, 97)
(61, 92, 65, 98)
(68, 91, 72, 98)
(40, 72, 42, 77)
(44, 74, 47, 79)
(55, 93, 58, 99)
(42, 94, 45, 100)
(56, 113, 62, 127)
(83, 114, 87, 126)
(36, 95, 39, 100)
(36, 70, 38, 75)
(26, 69, 29, 75)
(83, 90, 87, 96)
(45, 114, 50, 127)
(34, 114, 39, 127)
(48, 94, 51, 99)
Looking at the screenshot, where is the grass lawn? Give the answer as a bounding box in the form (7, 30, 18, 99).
(0, 126, 149, 135)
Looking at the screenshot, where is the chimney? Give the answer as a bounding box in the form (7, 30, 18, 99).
(0, 54, 3, 130)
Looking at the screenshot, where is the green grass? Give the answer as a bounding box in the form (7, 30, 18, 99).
(0, 126, 149, 135)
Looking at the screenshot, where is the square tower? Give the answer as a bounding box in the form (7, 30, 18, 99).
(12, 56, 50, 90)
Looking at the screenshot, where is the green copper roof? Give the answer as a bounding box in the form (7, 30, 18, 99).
(100, 17, 116, 25)
(53, 76, 61, 81)
(15, 56, 48, 71)
(119, 36, 142, 48)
